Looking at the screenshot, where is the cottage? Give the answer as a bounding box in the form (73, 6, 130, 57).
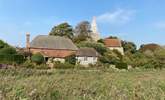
(104, 38, 124, 55)
(76, 48, 100, 65)
(26, 34, 78, 62)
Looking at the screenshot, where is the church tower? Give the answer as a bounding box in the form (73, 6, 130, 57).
(26, 33, 30, 49)
(91, 16, 100, 41)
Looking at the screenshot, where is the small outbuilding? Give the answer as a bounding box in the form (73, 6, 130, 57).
(76, 48, 100, 65)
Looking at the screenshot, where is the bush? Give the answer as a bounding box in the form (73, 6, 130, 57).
(0, 47, 17, 55)
(99, 50, 120, 65)
(77, 42, 107, 55)
(31, 53, 45, 64)
(97, 39, 104, 44)
(53, 62, 75, 69)
(0, 54, 24, 64)
(35, 64, 49, 69)
(65, 55, 76, 65)
(115, 62, 128, 69)
(22, 60, 49, 69)
(22, 60, 35, 69)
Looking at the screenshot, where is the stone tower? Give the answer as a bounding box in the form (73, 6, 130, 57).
(91, 16, 100, 41)
(26, 33, 30, 49)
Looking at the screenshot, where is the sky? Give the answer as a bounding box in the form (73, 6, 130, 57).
(0, 0, 165, 47)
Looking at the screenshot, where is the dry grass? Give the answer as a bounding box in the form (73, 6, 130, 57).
(0, 68, 164, 100)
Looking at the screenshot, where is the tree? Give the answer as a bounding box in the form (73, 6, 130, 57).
(77, 42, 107, 55)
(0, 40, 9, 49)
(122, 40, 137, 54)
(49, 22, 73, 39)
(99, 50, 120, 64)
(139, 43, 161, 52)
(0, 47, 17, 55)
(131, 52, 150, 68)
(31, 53, 45, 64)
(97, 39, 104, 44)
(74, 21, 92, 42)
(153, 48, 165, 69)
(107, 36, 118, 39)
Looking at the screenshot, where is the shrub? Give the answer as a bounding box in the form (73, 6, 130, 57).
(0, 47, 17, 55)
(77, 42, 107, 55)
(35, 64, 49, 69)
(65, 55, 76, 65)
(22, 60, 49, 69)
(98, 56, 109, 64)
(53, 62, 75, 69)
(31, 53, 45, 65)
(97, 39, 104, 44)
(131, 52, 149, 67)
(99, 50, 120, 65)
(0, 54, 24, 64)
(112, 49, 123, 60)
(22, 60, 35, 69)
(115, 62, 128, 69)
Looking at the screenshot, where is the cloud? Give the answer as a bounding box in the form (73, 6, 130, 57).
(97, 8, 135, 25)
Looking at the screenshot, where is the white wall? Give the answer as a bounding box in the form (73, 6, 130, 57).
(76, 56, 98, 65)
(108, 47, 124, 55)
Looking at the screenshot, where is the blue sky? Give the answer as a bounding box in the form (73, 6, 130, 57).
(0, 0, 165, 47)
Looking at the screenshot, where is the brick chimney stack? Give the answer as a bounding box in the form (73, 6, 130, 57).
(26, 33, 30, 48)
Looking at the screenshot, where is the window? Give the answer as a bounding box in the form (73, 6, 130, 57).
(93, 57, 96, 60)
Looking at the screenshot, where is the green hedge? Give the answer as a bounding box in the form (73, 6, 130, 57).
(0, 54, 24, 64)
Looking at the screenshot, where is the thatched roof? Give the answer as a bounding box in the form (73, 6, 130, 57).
(76, 48, 100, 57)
(30, 35, 78, 50)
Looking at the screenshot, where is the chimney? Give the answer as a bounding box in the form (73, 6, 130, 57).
(26, 33, 30, 48)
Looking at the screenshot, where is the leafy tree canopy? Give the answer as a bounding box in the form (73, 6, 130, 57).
(77, 42, 107, 55)
(139, 43, 161, 52)
(73, 21, 92, 43)
(49, 22, 73, 39)
(97, 39, 104, 44)
(99, 50, 120, 64)
(122, 40, 137, 54)
(0, 47, 17, 55)
(107, 36, 118, 39)
(0, 40, 9, 49)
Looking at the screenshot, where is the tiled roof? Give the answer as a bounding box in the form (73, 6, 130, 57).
(76, 48, 100, 57)
(104, 38, 122, 47)
(30, 35, 78, 50)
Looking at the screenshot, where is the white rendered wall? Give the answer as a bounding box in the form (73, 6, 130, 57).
(76, 57, 98, 65)
(108, 47, 124, 55)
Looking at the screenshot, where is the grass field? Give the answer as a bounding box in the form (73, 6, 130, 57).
(0, 68, 164, 100)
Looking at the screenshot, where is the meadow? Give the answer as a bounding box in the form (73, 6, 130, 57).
(0, 68, 164, 100)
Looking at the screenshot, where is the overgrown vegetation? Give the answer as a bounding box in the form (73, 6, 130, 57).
(0, 69, 164, 100)
(0, 41, 24, 65)
(31, 53, 45, 65)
